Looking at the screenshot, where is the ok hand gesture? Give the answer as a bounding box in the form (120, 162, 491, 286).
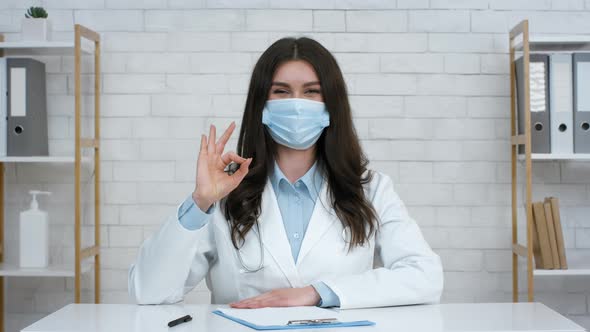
(192, 122, 252, 211)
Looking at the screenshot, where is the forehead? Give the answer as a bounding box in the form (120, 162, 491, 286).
(272, 60, 320, 84)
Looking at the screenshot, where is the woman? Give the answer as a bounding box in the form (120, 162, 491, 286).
(128, 37, 443, 309)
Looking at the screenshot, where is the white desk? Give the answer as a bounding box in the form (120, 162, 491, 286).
(22, 303, 585, 332)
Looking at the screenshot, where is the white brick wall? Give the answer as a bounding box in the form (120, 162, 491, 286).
(2, 1, 590, 331)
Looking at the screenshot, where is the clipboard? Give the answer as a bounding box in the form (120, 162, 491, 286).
(212, 307, 375, 330)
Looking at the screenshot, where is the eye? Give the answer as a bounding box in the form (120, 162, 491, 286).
(273, 89, 289, 94)
(305, 89, 321, 94)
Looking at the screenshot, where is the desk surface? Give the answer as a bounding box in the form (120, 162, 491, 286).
(22, 302, 586, 332)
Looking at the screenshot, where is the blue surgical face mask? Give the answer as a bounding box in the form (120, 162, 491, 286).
(262, 98, 330, 150)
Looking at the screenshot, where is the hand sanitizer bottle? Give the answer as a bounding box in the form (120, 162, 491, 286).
(19, 190, 51, 268)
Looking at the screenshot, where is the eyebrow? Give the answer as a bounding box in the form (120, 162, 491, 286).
(271, 81, 321, 88)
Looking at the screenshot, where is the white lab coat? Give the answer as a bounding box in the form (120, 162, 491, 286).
(128, 171, 443, 309)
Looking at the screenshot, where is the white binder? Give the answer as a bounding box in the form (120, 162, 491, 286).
(573, 53, 590, 153)
(0, 58, 6, 157)
(516, 54, 551, 153)
(549, 54, 574, 154)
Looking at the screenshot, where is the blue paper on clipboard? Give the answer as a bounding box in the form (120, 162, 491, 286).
(212, 307, 375, 330)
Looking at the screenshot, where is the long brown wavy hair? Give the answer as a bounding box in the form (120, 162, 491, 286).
(222, 37, 377, 250)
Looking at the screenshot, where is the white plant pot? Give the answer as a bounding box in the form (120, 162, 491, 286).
(22, 18, 52, 41)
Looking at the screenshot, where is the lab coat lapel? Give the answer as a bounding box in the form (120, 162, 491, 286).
(296, 180, 338, 267)
(255, 181, 302, 287)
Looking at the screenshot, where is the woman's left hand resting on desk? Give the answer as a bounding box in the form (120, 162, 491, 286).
(229, 286, 320, 308)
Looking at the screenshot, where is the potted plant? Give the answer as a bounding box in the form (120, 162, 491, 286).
(22, 6, 51, 41)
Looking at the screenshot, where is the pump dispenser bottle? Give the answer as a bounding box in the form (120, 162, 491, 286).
(19, 190, 51, 268)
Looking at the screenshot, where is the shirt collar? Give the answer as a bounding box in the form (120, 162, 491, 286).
(270, 160, 323, 201)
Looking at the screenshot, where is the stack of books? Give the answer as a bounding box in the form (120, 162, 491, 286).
(531, 197, 568, 270)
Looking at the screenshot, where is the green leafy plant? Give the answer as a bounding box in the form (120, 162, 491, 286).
(25, 6, 48, 19)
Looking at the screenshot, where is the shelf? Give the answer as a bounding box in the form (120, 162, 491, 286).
(0, 156, 74, 163)
(534, 268, 590, 276)
(514, 35, 590, 52)
(534, 255, 590, 276)
(518, 153, 590, 161)
(0, 156, 94, 163)
(0, 40, 93, 56)
(0, 262, 93, 277)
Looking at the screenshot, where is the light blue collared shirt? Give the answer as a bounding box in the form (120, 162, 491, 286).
(177, 161, 340, 307)
(269, 161, 322, 262)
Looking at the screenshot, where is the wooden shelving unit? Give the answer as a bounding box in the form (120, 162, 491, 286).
(0, 24, 101, 332)
(510, 20, 590, 302)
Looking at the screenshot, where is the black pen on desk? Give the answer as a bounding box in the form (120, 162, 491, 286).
(168, 314, 192, 328)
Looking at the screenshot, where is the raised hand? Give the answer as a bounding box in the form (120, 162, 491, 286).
(192, 122, 252, 212)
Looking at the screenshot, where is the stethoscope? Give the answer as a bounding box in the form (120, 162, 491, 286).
(236, 220, 352, 273)
(225, 162, 265, 273)
(237, 221, 265, 273)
